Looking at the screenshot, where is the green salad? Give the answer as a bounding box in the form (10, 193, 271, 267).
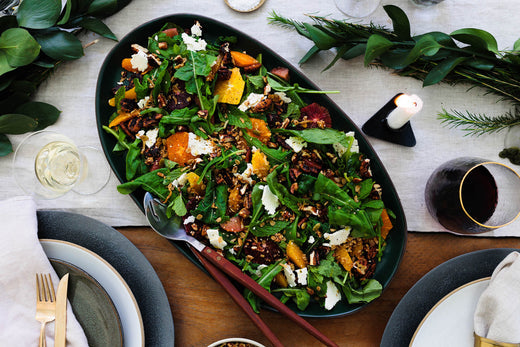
(104, 20, 395, 312)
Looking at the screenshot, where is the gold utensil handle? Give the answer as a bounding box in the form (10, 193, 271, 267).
(475, 333, 520, 347)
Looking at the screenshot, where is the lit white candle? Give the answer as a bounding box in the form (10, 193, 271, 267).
(386, 94, 423, 129)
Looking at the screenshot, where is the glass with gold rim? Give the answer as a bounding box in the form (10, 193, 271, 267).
(425, 157, 520, 234)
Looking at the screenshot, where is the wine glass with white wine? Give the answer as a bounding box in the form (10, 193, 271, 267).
(12, 130, 111, 199)
(334, 0, 381, 18)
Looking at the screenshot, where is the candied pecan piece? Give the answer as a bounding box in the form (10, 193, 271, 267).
(250, 97, 272, 113)
(243, 237, 283, 265)
(270, 67, 290, 81)
(243, 62, 262, 73)
(359, 158, 372, 178)
(217, 67, 232, 81)
(120, 98, 138, 112)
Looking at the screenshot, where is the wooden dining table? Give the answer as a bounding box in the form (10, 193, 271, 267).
(116, 226, 520, 346)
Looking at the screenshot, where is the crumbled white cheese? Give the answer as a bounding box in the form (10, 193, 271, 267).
(183, 215, 195, 225)
(323, 227, 351, 246)
(207, 228, 227, 250)
(238, 93, 265, 112)
(181, 32, 207, 52)
(130, 50, 149, 72)
(137, 96, 150, 109)
(281, 264, 297, 287)
(136, 128, 159, 148)
(190, 22, 202, 37)
(333, 131, 359, 157)
(255, 264, 268, 277)
(274, 91, 292, 104)
(235, 163, 254, 184)
(307, 236, 315, 244)
(285, 136, 307, 153)
(324, 281, 342, 310)
(295, 267, 308, 286)
(260, 185, 279, 215)
(187, 133, 214, 156)
(154, 35, 159, 41)
(172, 172, 188, 188)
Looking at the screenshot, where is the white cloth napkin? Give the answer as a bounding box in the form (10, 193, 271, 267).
(474, 251, 520, 344)
(0, 196, 88, 346)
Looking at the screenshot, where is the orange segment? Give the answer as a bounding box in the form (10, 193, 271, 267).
(246, 118, 271, 144)
(251, 150, 270, 178)
(166, 132, 196, 166)
(230, 51, 260, 67)
(214, 67, 245, 105)
(380, 208, 393, 239)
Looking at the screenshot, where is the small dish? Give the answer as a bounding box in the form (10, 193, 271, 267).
(207, 337, 266, 347)
(50, 259, 123, 346)
(224, 0, 266, 13)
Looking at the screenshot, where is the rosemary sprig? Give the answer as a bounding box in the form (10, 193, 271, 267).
(269, 5, 520, 137)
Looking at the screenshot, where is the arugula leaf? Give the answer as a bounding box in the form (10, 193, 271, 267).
(313, 173, 359, 210)
(243, 133, 289, 163)
(125, 139, 144, 181)
(266, 166, 301, 214)
(277, 128, 352, 148)
(220, 106, 252, 129)
(245, 262, 283, 313)
(250, 220, 291, 237)
(117, 168, 170, 200)
(274, 288, 311, 311)
(191, 182, 228, 224)
(342, 278, 382, 304)
(170, 193, 187, 217)
(327, 206, 376, 238)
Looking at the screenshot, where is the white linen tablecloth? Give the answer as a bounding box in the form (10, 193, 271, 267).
(1, 0, 519, 236)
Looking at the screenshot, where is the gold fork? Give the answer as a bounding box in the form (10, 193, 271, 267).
(35, 273, 56, 347)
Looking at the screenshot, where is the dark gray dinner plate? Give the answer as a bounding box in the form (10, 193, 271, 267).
(50, 259, 123, 347)
(37, 210, 174, 347)
(381, 248, 518, 346)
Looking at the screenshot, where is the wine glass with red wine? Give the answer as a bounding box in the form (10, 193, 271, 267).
(425, 157, 520, 234)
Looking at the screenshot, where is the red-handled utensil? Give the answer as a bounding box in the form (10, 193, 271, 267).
(144, 192, 338, 347)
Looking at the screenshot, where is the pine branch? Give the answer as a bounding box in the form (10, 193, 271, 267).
(437, 108, 520, 136)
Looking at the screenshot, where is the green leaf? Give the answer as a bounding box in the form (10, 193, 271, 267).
(514, 38, 520, 52)
(463, 58, 494, 71)
(0, 133, 12, 156)
(414, 31, 457, 48)
(35, 30, 84, 61)
(299, 45, 320, 65)
(87, 0, 118, 17)
(384, 5, 411, 40)
(0, 51, 16, 76)
(450, 28, 499, 54)
(16, 0, 61, 29)
(382, 35, 441, 69)
(342, 278, 382, 304)
(117, 168, 171, 200)
(278, 128, 351, 148)
(0, 28, 40, 67)
(364, 34, 394, 66)
(77, 16, 117, 41)
(423, 56, 467, 86)
(340, 43, 367, 61)
(313, 173, 359, 210)
(15, 102, 61, 131)
(250, 220, 291, 237)
(0, 114, 37, 134)
(302, 23, 337, 50)
(172, 194, 187, 217)
(191, 182, 228, 224)
(57, 0, 73, 25)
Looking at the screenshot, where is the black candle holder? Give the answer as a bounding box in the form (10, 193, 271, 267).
(361, 93, 416, 147)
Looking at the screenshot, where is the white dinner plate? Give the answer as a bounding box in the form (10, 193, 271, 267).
(41, 239, 145, 346)
(410, 277, 490, 347)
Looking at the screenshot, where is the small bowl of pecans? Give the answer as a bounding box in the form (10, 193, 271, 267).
(207, 337, 266, 347)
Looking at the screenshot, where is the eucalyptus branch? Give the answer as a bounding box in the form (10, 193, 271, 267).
(269, 5, 520, 137)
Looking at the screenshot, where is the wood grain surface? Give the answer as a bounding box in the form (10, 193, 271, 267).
(117, 227, 520, 347)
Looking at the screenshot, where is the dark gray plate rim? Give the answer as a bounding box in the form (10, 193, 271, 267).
(36, 210, 174, 347)
(381, 248, 518, 346)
